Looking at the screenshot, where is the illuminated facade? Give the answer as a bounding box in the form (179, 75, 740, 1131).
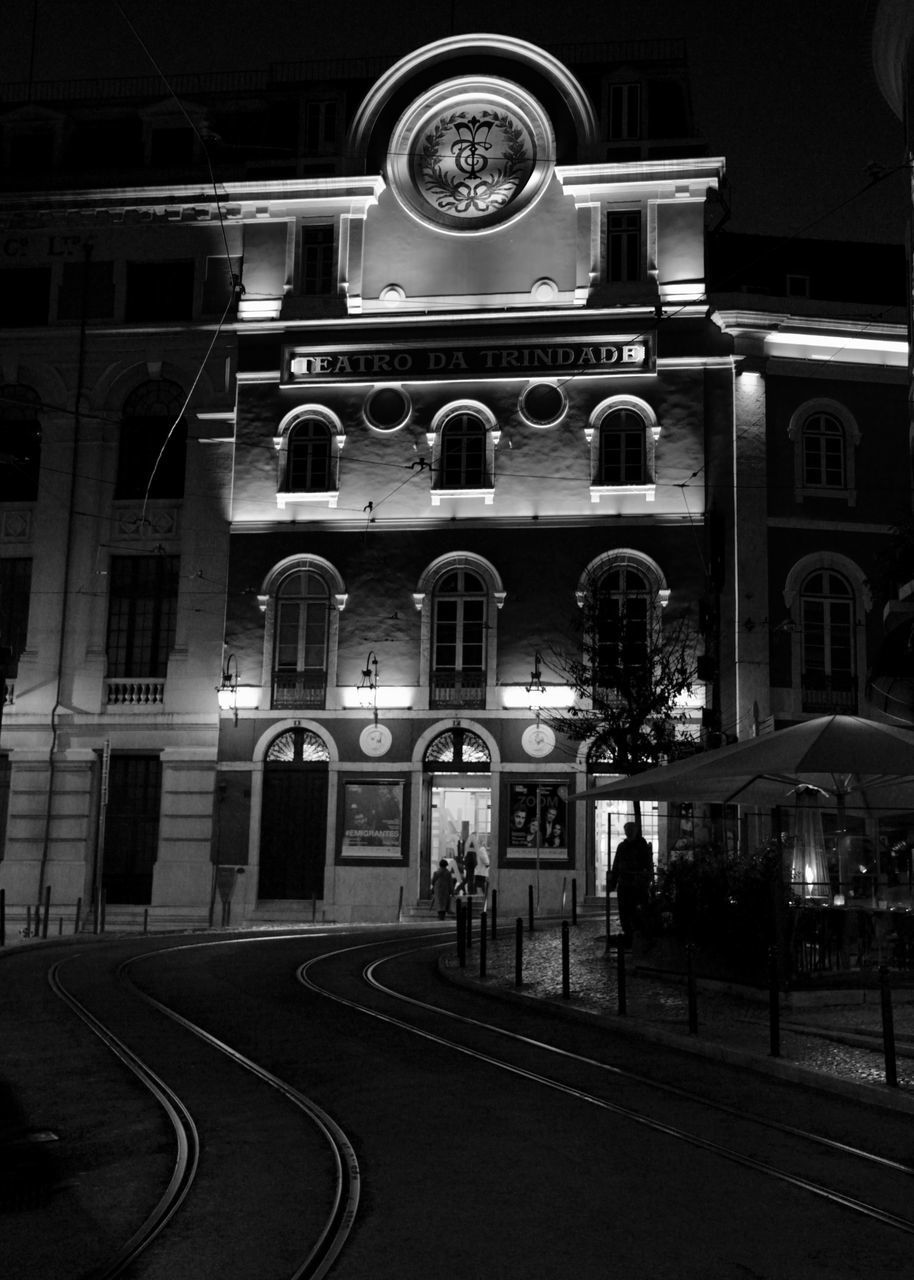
(0, 34, 908, 928)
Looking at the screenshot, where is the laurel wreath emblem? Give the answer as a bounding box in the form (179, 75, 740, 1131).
(417, 111, 530, 215)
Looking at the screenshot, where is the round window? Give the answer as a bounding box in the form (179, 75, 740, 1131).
(520, 382, 566, 426)
(365, 387, 411, 431)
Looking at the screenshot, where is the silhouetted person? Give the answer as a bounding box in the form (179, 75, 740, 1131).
(608, 822, 653, 948)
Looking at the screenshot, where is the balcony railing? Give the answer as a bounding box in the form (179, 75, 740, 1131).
(430, 670, 486, 709)
(106, 678, 165, 706)
(272, 670, 327, 710)
(801, 673, 857, 714)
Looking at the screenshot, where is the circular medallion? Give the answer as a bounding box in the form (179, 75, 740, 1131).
(522, 723, 555, 758)
(387, 76, 555, 235)
(360, 724, 392, 757)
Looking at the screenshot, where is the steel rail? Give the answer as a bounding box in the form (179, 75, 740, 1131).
(47, 958, 200, 1280)
(297, 939, 914, 1237)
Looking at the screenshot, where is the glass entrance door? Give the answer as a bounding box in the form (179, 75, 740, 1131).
(429, 779, 491, 895)
(594, 796, 659, 895)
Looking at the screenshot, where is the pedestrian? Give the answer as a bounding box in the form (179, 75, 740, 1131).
(464, 838, 478, 895)
(431, 859, 453, 920)
(608, 821, 653, 948)
(474, 841, 490, 899)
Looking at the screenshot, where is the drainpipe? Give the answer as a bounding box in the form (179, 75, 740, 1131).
(36, 243, 91, 901)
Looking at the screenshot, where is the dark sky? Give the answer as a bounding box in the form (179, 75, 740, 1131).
(1, 0, 906, 242)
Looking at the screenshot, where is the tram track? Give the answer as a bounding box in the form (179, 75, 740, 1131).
(45, 940, 362, 1280)
(298, 936, 914, 1239)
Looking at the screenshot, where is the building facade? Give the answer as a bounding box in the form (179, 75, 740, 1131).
(0, 34, 909, 929)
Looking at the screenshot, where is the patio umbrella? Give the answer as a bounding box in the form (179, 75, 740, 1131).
(571, 715, 914, 817)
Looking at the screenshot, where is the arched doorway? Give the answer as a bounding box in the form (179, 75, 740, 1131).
(259, 728, 329, 900)
(421, 727, 491, 899)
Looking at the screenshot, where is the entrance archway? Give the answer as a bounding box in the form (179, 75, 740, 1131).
(259, 728, 329, 899)
(421, 727, 491, 899)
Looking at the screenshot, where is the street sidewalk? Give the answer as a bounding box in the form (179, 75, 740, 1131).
(441, 916, 914, 1113)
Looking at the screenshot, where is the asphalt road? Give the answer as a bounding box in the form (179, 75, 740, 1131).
(3, 926, 914, 1279)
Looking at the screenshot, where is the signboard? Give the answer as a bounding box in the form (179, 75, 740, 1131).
(505, 780, 571, 863)
(284, 337, 653, 383)
(340, 779, 405, 860)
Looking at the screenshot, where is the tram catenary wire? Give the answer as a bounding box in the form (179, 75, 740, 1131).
(298, 937, 914, 1238)
(46, 939, 362, 1280)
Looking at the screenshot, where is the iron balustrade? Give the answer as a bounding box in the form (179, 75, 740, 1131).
(430, 670, 486, 709)
(272, 670, 327, 710)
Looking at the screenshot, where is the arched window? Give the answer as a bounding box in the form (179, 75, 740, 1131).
(286, 418, 332, 492)
(800, 570, 856, 712)
(438, 413, 488, 489)
(117, 380, 187, 500)
(423, 727, 491, 771)
(431, 568, 487, 708)
(802, 413, 845, 489)
(598, 408, 646, 484)
(265, 727, 330, 762)
(0, 384, 41, 502)
(595, 564, 652, 679)
(272, 569, 330, 709)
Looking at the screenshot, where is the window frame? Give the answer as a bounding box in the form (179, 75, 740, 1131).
(414, 553, 505, 711)
(429, 401, 497, 505)
(787, 399, 860, 507)
(276, 406, 343, 509)
(258, 555, 347, 711)
(106, 553, 180, 679)
(588, 397, 658, 504)
(782, 553, 870, 719)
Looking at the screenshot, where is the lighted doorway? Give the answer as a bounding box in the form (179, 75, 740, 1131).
(421, 726, 492, 898)
(594, 797, 659, 895)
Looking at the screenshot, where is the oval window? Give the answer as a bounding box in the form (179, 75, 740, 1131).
(520, 382, 566, 427)
(365, 387, 411, 431)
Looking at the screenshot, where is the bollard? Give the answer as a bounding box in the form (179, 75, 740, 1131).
(0, 888, 5, 946)
(571, 877, 578, 926)
(100, 889, 106, 934)
(528, 884, 535, 933)
(561, 920, 570, 999)
(561, 876, 567, 918)
(490, 889, 497, 941)
(143, 907, 149, 935)
(26, 904, 32, 938)
(686, 943, 698, 1034)
(879, 964, 898, 1088)
(456, 900, 466, 969)
(74, 896, 82, 935)
(312, 893, 317, 924)
(58, 917, 63, 936)
(479, 911, 487, 979)
(397, 885, 403, 924)
(42, 885, 51, 939)
(466, 895, 473, 951)
(616, 936, 627, 1015)
(604, 875, 612, 953)
(768, 945, 781, 1058)
(515, 917, 523, 987)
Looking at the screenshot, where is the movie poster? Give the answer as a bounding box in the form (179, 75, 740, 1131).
(506, 781, 569, 861)
(341, 780, 404, 859)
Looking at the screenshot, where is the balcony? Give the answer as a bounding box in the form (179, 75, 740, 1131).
(272, 670, 327, 710)
(106, 678, 165, 706)
(801, 672, 857, 715)
(430, 670, 486, 710)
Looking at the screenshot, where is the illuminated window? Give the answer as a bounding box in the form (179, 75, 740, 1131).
(801, 571, 856, 713)
(272, 570, 329, 709)
(598, 409, 647, 484)
(431, 569, 487, 709)
(0, 384, 41, 501)
(286, 418, 332, 491)
(606, 211, 641, 283)
(117, 380, 187, 501)
(301, 225, 335, 295)
(439, 414, 488, 489)
(106, 554, 179, 679)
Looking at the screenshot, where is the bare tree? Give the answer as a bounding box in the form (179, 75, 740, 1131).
(545, 573, 701, 776)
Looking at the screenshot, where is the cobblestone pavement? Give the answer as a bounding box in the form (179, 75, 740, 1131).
(443, 915, 914, 1111)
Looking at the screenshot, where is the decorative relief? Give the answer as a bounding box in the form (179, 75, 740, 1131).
(112, 505, 179, 540)
(417, 111, 530, 219)
(0, 511, 32, 542)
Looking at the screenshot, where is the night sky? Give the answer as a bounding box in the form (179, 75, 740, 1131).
(1, 0, 906, 243)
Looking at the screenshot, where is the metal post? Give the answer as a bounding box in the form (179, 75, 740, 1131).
(571, 877, 578, 926)
(311, 893, 317, 923)
(528, 883, 534, 932)
(879, 964, 898, 1087)
(143, 907, 149, 935)
(561, 876, 567, 917)
(490, 889, 497, 941)
(768, 945, 781, 1058)
(456, 900, 466, 969)
(58, 917, 63, 936)
(561, 920, 570, 999)
(0, 888, 5, 946)
(100, 889, 106, 934)
(26, 904, 32, 938)
(466, 895, 473, 950)
(74, 896, 82, 935)
(604, 873, 612, 953)
(479, 911, 487, 979)
(397, 884, 403, 923)
(514, 917, 523, 987)
(686, 943, 698, 1034)
(42, 885, 51, 939)
(616, 936, 627, 1015)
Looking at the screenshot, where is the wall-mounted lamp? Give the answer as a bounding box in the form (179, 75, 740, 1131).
(357, 651, 380, 723)
(217, 653, 239, 725)
(525, 651, 547, 718)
